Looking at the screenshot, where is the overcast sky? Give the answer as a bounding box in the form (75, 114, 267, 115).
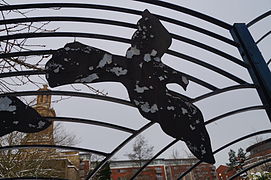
(4, 0, 271, 168)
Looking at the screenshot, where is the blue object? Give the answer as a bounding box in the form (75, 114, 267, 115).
(231, 23, 271, 121)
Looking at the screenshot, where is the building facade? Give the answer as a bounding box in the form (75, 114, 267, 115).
(19, 85, 84, 179)
(110, 158, 217, 180)
(244, 138, 271, 174)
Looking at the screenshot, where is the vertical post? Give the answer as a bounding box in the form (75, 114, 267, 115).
(230, 23, 271, 121)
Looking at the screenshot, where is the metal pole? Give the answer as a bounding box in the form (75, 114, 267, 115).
(230, 23, 271, 121)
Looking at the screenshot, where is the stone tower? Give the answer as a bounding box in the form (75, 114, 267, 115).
(25, 85, 56, 145)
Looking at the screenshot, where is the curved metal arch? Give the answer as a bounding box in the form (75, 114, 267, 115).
(133, 0, 232, 30)
(0, 32, 130, 44)
(256, 30, 271, 44)
(0, 144, 109, 157)
(0, 70, 46, 78)
(127, 106, 266, 179)
(0, 17, 237, 48)
(46, 116, 136, 134)
(177, 129, 271, 179)
(0, 90, 135, 108)
(0, 3, 238, 49)
(170, 34, 247, 68)
(205, 105, 266, 125)
(130, 139, 179, 179)
(0, 50, 55, 59)
(85, 122, 154, 179)
(167, 50, 248, 84)
(0, 70, 217, 91)
(0, 31, 247, 69)
(0, 16, 137, 29)
(247, 10, 271, 27)
(229, 158, 271, 180)
(0, 15, 238, 48)
(192, 84, 255, 103)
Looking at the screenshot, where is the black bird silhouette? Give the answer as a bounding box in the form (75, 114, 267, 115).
(45, 9, 215, 164)
(0, 96, 52, 137)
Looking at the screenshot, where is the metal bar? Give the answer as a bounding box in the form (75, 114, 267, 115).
(256, 30, 271, 44)
(0, 16, 237, 47)
(0, 144, 109, 157)
(0, 2, 232, 30)
(247, 10, 271, 27)
(0, 32, 130, 44)
(229, 158, 271, 180)
(192, 84, 255, 103)
(158, 15, 237, 46)
(177, 129, 271, 179)
(133, 0, 232, 30)
(0, 90, 135, 108)
(0, 3, 141, 15)
(0, 32, 244, 69)
(205, 105, 265, 125)
(0, 70, 45, 78)
(231, 23, 271, 121)
(171, 34, 246, 68)
(130, 139, 179, 180)
(0, 16, 136, 29)
(85, 122, 154, 179)
(46, 116, 136, 133)
(167, 50, 248, 84)
(0, 50, 55, 59)
(268, 58, 271, 65)
(0, 69, 218, 91)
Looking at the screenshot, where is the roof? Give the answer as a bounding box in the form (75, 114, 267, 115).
(246, 138, 271, 152)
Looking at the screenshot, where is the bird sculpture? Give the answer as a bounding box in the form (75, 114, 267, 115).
(45, 9, 215, 164)
(0, 95, 52, 137)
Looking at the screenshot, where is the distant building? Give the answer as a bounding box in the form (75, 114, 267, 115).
(110, 158, 217, 180)
(19, 85, 89, 180)
(216, 139, 271, 180)
(79, 153, 92, 179)
(244, 138, 271, 173)
(216, 165, 242, 180)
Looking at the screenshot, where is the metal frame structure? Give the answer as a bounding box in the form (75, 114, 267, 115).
(0, 1, 270, 179)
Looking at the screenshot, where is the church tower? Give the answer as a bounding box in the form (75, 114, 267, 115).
(25, 85, 56, 145)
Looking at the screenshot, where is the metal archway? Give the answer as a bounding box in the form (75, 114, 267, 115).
(0, 1, 270, 180)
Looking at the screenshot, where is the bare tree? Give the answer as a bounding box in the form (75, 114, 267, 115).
(125, 135, 154, 167)
(0, 1, 107, 96)
(0, 123, 79, 178)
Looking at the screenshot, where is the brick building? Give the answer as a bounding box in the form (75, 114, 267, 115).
(216, 139, 271, 179)
(244, 138, 271, 173)
(216, 165, 241, 180)
(110, 158, 217, 180)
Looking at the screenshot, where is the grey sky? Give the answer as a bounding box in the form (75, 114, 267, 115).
(4, 0, 271, 167)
